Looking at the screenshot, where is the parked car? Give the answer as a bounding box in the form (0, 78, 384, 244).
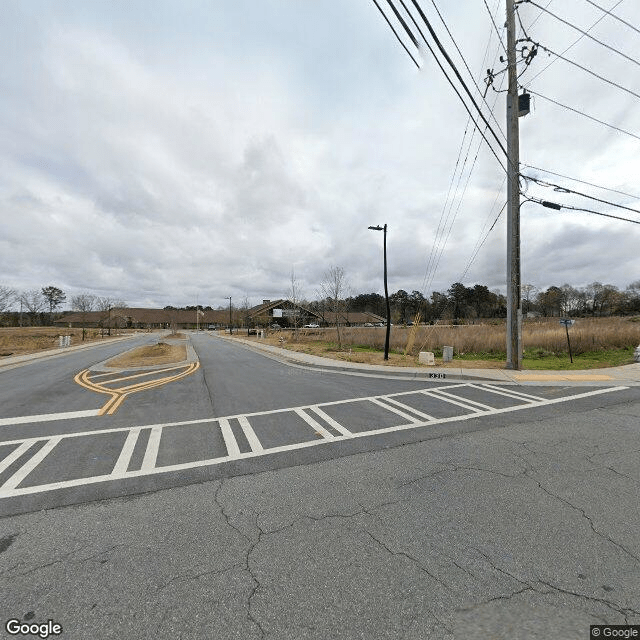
(303, 323, 320, 328)
(270, 324, 281, 330)
(364, 323, 374, 327)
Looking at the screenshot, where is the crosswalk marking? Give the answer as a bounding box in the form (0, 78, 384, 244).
(219, 418, 241, 458)
(426, 388, 495, 411)
(0, 440, 36, 475)
(0, 385, 629, 500)
(382, 396, 435, 421)
(369, 397, 423, 423)
(295, 408, 335, 439)
(1, 437, 61, 492)
(309, 406, 352, 437)
(141, 426, 162, 471)
(418, 389, 483, 412)
(471, 383, 545, 403)
(112, 428, 141, 476)
(238, 416, 263, 452)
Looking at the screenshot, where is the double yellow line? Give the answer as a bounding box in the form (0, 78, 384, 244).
(74, 362, 200, 415)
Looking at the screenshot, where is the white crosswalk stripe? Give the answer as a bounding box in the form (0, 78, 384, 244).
(0, 384, 628, 499)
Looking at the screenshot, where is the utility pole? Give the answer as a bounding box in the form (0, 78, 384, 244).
(506, 0, 522, 370)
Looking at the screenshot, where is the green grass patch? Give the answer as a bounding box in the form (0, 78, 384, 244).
(521, 347, 635, 370)
(455, 351, 504, 361)
(453, 347, 635, 369)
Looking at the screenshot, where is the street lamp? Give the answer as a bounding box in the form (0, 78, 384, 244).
(368, 224, 390, 360)
(225, 296, 232, 334)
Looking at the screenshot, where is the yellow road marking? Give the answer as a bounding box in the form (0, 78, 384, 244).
(89, 363, 191, 383)
(75, 362, 200, 415)
(515, 374, 613, 381)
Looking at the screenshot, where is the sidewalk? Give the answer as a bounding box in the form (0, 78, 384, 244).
(0, 333, 139, 370)
(219, 333, 640, 386)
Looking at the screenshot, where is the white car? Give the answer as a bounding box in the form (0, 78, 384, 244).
(303, 324, 320, 328)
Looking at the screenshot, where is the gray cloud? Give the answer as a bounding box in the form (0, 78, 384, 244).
(1, 0, 638, 309)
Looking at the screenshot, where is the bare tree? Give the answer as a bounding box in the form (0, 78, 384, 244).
(20, 290, 46, 326)
(71, 293, 97, 341)
(0, 286, 16, 315)
(239, 294, 251, 331)
(95, 297, 127, 335)
(288, 268, 304, 338)
(320, 266, 349, 350)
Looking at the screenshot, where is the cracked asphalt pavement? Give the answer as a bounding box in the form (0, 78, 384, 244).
(1, 389, 639, 639)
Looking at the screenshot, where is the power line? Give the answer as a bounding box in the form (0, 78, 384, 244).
(372, 0, 421, 68)
(522, 0, 640, 68)
(378, 0, 508, 170)
(535, 41, 640, 101)
(385, 0, 421, 49)
(525, 197, 640, 224)
(523, 175, 640, 215)
(581, 0, 640, 36)
(421, 0, 506, 297)
(426, 0, 506, 139)
(527, 0, 625, 82)
(408, 0, 509, 158)
(482, 0, 508, 54)
(527, 89, 640, 141)
(521, 164, 640, 200)
(526, 0, 554, 29)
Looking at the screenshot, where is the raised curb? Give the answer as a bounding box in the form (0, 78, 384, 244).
(0, 333, 140, 370)
(215, 333, 640, 386)
(90, 336, 198, 373)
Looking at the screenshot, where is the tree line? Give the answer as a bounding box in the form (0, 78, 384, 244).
(311, 280, 640, 324)
(0, 285, 125, 327)
(2, 278, 639, 328)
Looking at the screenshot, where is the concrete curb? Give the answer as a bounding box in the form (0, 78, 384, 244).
(0, 333, 140, 370)
(89, 335, 198, 373)
(215, 333, 640, 386)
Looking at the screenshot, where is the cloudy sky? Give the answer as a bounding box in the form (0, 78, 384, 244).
(1, 0, 639, 309)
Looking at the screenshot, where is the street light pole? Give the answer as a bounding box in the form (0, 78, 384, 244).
(225, 296, 232, 334)
(368, 224, 390, 360)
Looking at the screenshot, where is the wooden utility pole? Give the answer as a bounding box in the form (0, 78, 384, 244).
(506, 0, 522, 369)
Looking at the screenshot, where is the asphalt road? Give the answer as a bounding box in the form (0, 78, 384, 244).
(0, 332, 638, 638)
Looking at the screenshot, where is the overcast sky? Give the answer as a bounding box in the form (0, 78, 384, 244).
(1, 0, 639, 309)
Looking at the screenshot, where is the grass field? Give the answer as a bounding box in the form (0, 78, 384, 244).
(242, 317, 640, 369)
(0, 327, 133, 357)
(105, 342, 186, 368)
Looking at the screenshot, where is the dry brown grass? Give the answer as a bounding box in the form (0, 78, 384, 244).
(106, 342, 187, 368)
(248, 317, 640, 360)
(165, 333, 187, 340)
(0, 327, 133, 357)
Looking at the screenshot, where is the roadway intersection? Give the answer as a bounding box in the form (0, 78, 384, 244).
(0, 333, 632, 517)
(1, 332, 639, 638)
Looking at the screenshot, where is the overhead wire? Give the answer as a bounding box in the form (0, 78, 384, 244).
(419, 0, 506, 297)
(581, 0, 640, 36)
(521, 0, 640, 68)
(534, 42, 640, 101)
(378, 0, 508, 170)
(408, 0, 509, 160)
(482, 0, 508, 54)
(521, 164, 640, 200)
(525, 197, 640, 224)
(372, 0, 421, 68)
(527, 0, 625, 82)
(526, 89, 640, 141)
(522, 175, 640, 215)
(427, 0, 506, 139)
(526, 0, 554, 30)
